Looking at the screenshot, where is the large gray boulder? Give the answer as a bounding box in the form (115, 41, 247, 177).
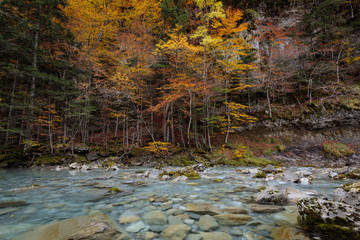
(254, 186, 288, 204)
(297, 198, 360, 240)
(13, 214, 132, 240)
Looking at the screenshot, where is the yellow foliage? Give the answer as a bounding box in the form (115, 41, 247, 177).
(21, 140, 40, 147)
(234, 144, 247, 159)
(143, 141, 177, 155)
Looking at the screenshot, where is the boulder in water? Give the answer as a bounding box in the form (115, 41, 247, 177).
(297, 198, 360, 240)
(254, 186, 288, 204)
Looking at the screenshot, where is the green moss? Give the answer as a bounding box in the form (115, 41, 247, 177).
(34, 156, 63, 166)
(314, 223, 358, 239)
(130, 147, 146, 157)
(276, 144, 286, 153)
(300, 208, 359, 239)
(72, 155, 89, 163)
(323, 140, 354, 158)
(0, 153, 29, 168)
(160, 168, 200, 179)
(166, 154, 197, 166)
(183, 170, 201, 179)
(254, 171, 267, 178)
(109, 187, 122, 193)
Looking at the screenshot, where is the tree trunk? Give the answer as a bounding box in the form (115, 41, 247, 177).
(5, 62, 18, 145)
(29, 25, 39, 137)
(266, 87, 272, 118)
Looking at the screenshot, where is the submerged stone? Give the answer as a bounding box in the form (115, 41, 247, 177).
(250, 204, 285, 213)
(161, 224, 191, 240)
(214, 214, 252, 226)
(142, 210, 167, 225)
(198, 215, 219, 231)
(0, 201, 27, 208)
(12, 213, 132, 240)
(270, 226, 309, 240)
(199, 231, 232, 240)
(184, 203, 221, 215)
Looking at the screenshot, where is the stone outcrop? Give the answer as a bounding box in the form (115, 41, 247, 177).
(297, 198, 360, 240)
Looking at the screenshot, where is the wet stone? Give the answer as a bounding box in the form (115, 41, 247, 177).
(214, 214, 252, 226)
(199, 231, 232, 240)
(250, 204, 285, 213)
(142, 210, 167, 225)
(161, 224, 191, 240)
(0, 201, 27, 208)
(119, 215, 141, 224)
(198, 215, 219, 231)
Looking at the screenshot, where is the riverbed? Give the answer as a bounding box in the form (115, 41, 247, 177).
(0, 167, 351, 239)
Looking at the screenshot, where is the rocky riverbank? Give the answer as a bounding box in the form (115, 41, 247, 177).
(2, 164, 359, 240)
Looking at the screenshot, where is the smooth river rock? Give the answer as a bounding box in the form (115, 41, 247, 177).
(221, 206, 248, 214)
(214, 214, 252, 226)
(198, 215, 219, 231)
(250, 204, 285, 213)
(161, 224, 191, 240)
(199, 231, 233, 240)
(184, 203, 221, 215)
(13, 213, 132, 240)
(142, 210, 167, 225)
(270, 226, 309, 240)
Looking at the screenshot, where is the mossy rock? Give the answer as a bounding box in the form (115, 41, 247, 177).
(254, 171, 267, 178)
(0, 153, 29, 168)
(108, 187, 122, 193)
(72, 155, 90, 164)
(166, 154, 197, 166)
(160, 168, 201, 179)
(34, 156, 64, 166)
(298, 198, 360, 240)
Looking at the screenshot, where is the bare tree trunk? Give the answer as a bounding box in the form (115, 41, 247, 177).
(115, 115, 119, 138)
(5, 62, 18, 145)
(48, 105, 54, 155)
(187, 91, 192, 145)
(266, 87, 272, 118)
(170, 104, 175, 144)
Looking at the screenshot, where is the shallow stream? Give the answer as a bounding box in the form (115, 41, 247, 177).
(0, 167, 350, 239)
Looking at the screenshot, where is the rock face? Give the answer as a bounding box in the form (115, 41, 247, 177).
(297, 198, 360, 239)
(13, 214, 132, 240)
(254, 186, 288, 204)
(161, 224, 191, 240)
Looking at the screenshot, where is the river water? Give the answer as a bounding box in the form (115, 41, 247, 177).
(0, 167, 350, 239)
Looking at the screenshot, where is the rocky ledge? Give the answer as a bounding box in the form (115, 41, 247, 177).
(297, 181, 360, 240)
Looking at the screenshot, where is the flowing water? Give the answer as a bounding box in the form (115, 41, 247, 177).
(0, 167, 350, 239)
